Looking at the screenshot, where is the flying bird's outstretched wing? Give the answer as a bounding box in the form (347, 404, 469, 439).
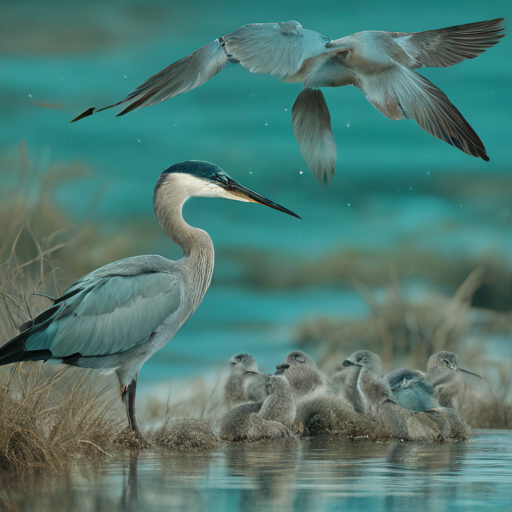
(388, 18, 505, 68)
(71, 40, 229, 121)
(0, 257, 184, 363)
(292, 88, 337, 184)
(359, 66, 489, 160)
(71, 21, 329, 122)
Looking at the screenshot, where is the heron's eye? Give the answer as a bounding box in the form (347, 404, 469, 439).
(295, 354, 306, 363)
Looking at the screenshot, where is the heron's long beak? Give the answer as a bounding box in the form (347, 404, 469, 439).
(459, 367, 483, 379)
(224, 178, 301, 219)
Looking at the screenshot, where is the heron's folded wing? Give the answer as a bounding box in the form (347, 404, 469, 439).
(71, 40, 228, 120)
(359, 66, 489, 160)
(25, 271, 184, 357)
(388, 18, 505, 68)
(292, 88, 337, 184)
(223, 21, 329, 79)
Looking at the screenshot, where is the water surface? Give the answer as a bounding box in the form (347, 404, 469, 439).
(11, 430, 512, 511)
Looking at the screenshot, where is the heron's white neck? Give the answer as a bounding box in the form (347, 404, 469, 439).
(153, 175, 215, 305)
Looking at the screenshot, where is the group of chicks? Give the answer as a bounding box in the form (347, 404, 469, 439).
(218, 350, 480, 442)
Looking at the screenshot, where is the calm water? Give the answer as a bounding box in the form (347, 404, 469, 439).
(10, 430, 512, 511)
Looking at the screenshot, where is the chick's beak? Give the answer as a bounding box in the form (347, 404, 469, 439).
(342, 359, 354, 367)
(274, 363, 290, 375)
(224, 178, 301, 219)
(459, 367, 483, 379)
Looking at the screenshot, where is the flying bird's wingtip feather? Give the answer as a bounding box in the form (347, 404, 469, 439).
(70, 107, 96, 123)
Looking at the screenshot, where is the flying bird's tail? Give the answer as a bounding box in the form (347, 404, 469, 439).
(361, 66, 489, 160)
(71, 39, 229, 122)
(292, 88, 337, 185)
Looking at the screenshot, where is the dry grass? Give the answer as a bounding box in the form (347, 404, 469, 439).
(0, 246, 126, 473)
(0, 140, 159, 283)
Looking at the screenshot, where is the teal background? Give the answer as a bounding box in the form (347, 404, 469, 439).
(1, 0, 511, 385)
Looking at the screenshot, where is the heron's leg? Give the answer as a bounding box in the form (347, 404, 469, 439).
(121, 373, 142, 436)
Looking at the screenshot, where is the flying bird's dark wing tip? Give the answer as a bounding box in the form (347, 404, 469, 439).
(70, 107, 96, 123)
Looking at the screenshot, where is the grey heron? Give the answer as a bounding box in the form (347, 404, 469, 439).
(426, 351, 482, 409)
(0, 161, 299, 439)
(71, 19, 505, 183)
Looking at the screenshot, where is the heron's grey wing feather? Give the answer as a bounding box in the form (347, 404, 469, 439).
(388, 19, 505, 68)
(223, 21, 329, 79)
(25, 270, 183, 357)
(292, 88, 337, 184)
(95, 40, 228, 116)
(359, 66, 489, 160)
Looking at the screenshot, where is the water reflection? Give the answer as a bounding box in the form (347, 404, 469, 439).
(8, 431, 512, 512)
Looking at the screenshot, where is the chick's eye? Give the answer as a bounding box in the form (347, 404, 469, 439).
(295, 354, 306, 363)
(230, 361, 236, 366)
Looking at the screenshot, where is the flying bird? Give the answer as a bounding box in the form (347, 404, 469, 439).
(0, 161, 299, 440)
(71, 19, 505, 183)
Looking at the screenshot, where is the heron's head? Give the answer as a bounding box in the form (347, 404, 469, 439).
(342, 350, 382, 375)
(427, 351, 482, 379)
(154, 161, 300, 218)
(229, 353, 258, 372)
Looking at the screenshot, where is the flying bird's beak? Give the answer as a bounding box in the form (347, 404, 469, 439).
(223, 178, 301, 219)
(459, 367, 483, 379)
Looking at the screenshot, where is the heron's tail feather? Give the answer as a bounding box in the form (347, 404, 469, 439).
(0, 331, 53, 366)
(71, 39, 228, 122)
(292, 88, 337, 185)
(362, 67, 489, 160)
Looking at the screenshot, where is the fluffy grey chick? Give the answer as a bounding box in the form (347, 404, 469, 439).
(224, 353, 269, 408)
(275, 351, 359, 434)
(426, 351, 482, 410)
(218, 375, 296, 442)
(342, 350, 441, 441)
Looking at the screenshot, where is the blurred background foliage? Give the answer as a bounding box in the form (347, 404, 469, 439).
(0, 0, 511, 402)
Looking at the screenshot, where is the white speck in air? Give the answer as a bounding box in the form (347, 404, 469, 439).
(138, 139, 141, 142)
(300, 171, 303, 174)
(348, 204, 351, 206)
(250, 172, 252, 174)
(284, 109, 288, 111)
(28, 94, 33, 98)
(428, 171, 430, 174)
(347, 124, 350, 127)
(264, 123, 268, 126)
(124, 75, 127, 78)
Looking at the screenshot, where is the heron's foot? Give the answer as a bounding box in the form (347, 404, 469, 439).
(117, 427, 152, 450)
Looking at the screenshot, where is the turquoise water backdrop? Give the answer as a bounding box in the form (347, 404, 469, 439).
(1, 0, 511, 389)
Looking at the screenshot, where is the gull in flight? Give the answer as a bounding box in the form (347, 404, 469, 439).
(72, 19, 505, 183)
